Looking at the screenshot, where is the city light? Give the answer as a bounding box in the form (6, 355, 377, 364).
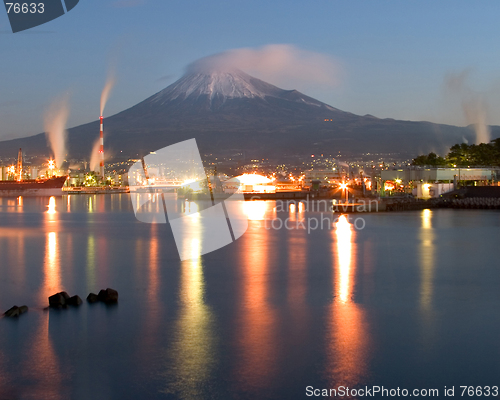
(339, 182, 349, 203)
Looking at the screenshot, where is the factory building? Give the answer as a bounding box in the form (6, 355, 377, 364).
(303, 169, 342, 187)
(380, 167, 498, 199)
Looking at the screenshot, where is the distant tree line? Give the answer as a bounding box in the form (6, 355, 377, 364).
(412, 138, 500, 167)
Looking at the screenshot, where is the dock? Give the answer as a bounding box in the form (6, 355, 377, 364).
(63, 187, 129, 194)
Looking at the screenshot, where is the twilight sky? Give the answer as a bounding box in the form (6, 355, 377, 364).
(1, 0, 500, 140)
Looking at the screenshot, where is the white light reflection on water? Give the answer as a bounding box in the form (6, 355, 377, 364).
(420, 209, 435, 310)
(86, 235, 96, 292)
(47, 196, 56, 215)
(164, 209, 216, 398)
(88, 196, 93, 213)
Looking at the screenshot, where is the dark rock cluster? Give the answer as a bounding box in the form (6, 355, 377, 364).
(87, 288, 118, 304)
(4, 305, 28, 318)
(48, 291, 83, 309)
(3, 288, 118, 319)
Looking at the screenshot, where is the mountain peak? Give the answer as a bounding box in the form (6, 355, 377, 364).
(149, 68, 325, 109)
(152, 69, 275, 103)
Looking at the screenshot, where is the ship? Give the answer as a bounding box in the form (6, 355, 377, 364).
(0, 176, 67, 197)
(0, 148, 67, 196)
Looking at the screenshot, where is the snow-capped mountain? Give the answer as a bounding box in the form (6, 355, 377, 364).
(149, 68, 326, 109)
(0, 67, 484, 160)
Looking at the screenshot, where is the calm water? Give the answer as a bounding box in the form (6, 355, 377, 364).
(0, 195, 499, 399)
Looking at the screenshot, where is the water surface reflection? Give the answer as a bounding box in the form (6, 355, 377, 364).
(327, 215, 370, 386)
(234, 214, 278, 391)
(22, 315, 65, 400)
(420, 209, 435, 311)
(165, 216, 216, 398)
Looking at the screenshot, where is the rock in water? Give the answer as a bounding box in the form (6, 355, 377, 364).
(49, 292, 67, 308)
(4, 306, 19, 317)
(67, 295, 82, 306)
(4, 305, 27, 317)
(60, 291, 70, 301)
(97, 288, 119, 304)
(97, 289, 107, 302)
(105, 288, 118, 303)
(86, 293, 99, 303)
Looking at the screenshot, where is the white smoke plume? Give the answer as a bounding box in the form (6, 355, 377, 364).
(89, 138, 101, 172)
(187, 44, 341, 89)
(44, 95, 69, 169)
(445, 70, 491, 145)
(100, 74, 115, 116)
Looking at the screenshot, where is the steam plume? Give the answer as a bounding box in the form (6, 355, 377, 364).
(89, 138, 101, 172)
(100, 75, 115, 116)
(445, 70, 491, 144)
(187, 44, 341, 89)
(44, 95, 69, 169)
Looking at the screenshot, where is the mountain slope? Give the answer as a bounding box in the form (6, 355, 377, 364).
(0, 68, 495, 160)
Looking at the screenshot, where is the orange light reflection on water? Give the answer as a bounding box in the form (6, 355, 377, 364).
(23, 202, 66, 398)
(242, 201, 267, 220)
(42, 231, 61, 304)
(235, 226, 277, 390)
(137, 224, 163, 385)
(41, 196, 63, 304)
(336, 215, 353, 303)
(327, 215, 370, 387)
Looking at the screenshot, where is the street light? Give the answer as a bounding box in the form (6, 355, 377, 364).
(340, 182, 348, 203)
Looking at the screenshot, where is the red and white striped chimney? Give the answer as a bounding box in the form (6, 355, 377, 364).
(99, 116, 104, 179)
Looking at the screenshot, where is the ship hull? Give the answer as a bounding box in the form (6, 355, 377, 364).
(0, 176, 67, 197)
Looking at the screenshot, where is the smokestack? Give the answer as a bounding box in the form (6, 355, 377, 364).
(100, 116, 104, 179)
(17, 148, 23, 182)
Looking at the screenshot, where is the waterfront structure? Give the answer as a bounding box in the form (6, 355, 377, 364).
(414, 182, 455, 199)
(223, 173, 275, 194)
(379, 167, 497, 197)
(381, 167, 494, 184)
(303, 169, 343, 188)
